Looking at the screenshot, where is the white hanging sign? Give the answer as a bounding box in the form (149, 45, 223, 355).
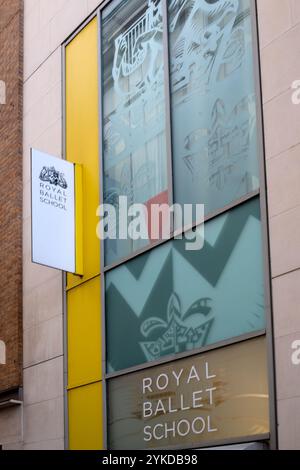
(31, 148, 76, 273)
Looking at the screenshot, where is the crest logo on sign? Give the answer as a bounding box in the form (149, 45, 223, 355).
(39, 166, 68, 189)
(31, 149, 76, 273)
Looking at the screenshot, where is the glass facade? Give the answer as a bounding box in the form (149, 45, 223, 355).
(101, 0, 260, 266)
(101, 0, 265, 364)
(97, 0, 270, 451)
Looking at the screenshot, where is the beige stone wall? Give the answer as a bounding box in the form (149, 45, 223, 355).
(257, 0, 300, 450)
(21, 0, 102, 451)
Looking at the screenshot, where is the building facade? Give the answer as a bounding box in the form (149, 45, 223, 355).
(0, 0, 23, 449)
(0, 0, 300, 450)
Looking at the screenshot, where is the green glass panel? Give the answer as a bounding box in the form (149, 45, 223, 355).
(105, 198, 265, 372)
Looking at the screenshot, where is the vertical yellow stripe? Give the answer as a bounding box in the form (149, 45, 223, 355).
(67, 276, 102, 388)
(65, 17, 103, 450)
(75, 164, 83, 276)
(68, 383, 103, 450)
(66, 16, 100, 290)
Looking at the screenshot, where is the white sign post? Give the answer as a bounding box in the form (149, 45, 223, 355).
(31, 148, 76, 273)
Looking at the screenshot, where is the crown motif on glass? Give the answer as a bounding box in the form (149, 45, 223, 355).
(140, 293, 214, 361)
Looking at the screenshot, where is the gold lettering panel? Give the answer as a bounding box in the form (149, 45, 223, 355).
(108, 337, 269, 449)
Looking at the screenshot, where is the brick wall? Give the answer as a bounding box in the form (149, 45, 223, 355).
(0, 0, 23, 393)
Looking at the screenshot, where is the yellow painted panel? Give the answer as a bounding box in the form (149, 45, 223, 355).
(75, 164, 83, 276)
(68, 382, 103, 450)
(67, 276, 102, 388)
(66, 17, 100, 289)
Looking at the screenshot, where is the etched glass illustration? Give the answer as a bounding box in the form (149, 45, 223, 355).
(105, 198, 265, 372)
(169, 0, 260, 221)
(102, 0, 168, 266)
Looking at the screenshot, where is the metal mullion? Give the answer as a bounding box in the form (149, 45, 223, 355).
(251, 0, 278, 451)
(162, 0, 174, 226)
(97, 7, 108, 451)
(64, 11, 99, 47)
(104, 329, 266, 381)
(148, 433, 270, 452)
(103, 189, 260, 274)
(61, 41, 69, 452)
(63, 0, 117, 48)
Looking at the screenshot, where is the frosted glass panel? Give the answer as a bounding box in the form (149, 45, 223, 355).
(102, 0, 168, 266)
(169, 0, 259, 219)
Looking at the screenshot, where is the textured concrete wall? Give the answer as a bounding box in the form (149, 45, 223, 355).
(257, 0, 300, 450)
